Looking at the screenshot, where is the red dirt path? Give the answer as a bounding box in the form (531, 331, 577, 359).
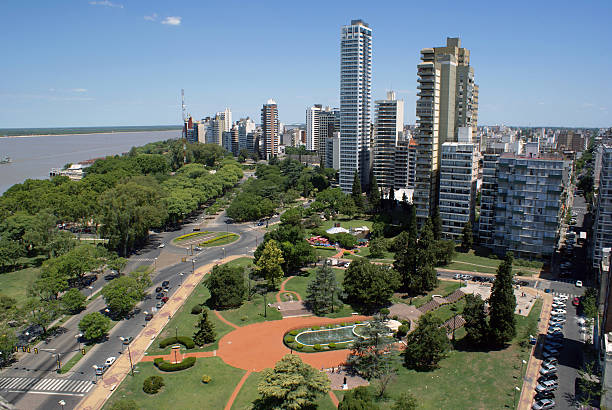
(216, 315, 369, 372)
(215, 310, 239, 329)
(225, 370, 251, 410)
(276, 276, 302, 302)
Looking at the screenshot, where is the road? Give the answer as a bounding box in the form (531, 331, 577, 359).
(0, 208, 263, 409)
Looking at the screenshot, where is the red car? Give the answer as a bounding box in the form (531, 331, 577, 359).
(161, 296, 169, 303)
(572, 297, 580, 307)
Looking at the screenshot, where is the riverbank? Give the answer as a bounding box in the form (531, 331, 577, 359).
(0, 126, 181, 138)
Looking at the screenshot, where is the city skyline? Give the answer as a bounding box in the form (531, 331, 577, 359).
(1, 0, 611, 128)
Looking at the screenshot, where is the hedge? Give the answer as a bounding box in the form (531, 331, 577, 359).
(154, 356, 196, 372)
(143, 375, 164, 394)
(199, 233, 238, 246)
(289, 330, 299, 336)
(175, 232, 210, 241)
(159, 336, 195, 349)
(191, 305, 203, 315)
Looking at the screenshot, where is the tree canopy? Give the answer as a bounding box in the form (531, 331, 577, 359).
(343, 258, 400, 312)
(205, 264, 246, 309)
(488, 252, 517, 346)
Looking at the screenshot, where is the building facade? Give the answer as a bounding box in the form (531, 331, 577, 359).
(373, 91, 404, 192)
(339, 19, 372, 192)
(438, 142, 478, 241)
(261, 99, 279, 160)
(593, 145, 612, 268)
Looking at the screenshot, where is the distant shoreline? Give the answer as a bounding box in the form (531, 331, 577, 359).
(0, 129, 181, 139)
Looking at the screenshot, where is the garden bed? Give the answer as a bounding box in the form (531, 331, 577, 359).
(282, 321, 365, 352)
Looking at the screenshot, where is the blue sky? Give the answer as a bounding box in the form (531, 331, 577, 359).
(1, 0, 611, 128)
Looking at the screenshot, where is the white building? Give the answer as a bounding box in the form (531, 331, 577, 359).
(325, 133, 341, 170)
(339, 19, 372, 192)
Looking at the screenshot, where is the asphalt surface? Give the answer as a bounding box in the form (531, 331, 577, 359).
(0, 208, 263, 410)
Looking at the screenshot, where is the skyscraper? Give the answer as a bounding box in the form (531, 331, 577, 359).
(306, 105, 321, 152)
(307, 105, 340, 161)
(339, 19, 372, 192)
(373, 91, 404, 192)
(261, 99, 279, 160)
(413, 37, 479, 226)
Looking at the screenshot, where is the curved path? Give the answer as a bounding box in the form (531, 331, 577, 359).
(276, 276, 302, 303)
(214, 310, 240, 329)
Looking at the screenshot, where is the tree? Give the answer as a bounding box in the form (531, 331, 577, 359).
(488, 252, 517, 346)
(257, 354, 330, 410)
(101, 275, 146, 318)
(339, 386, 379, 410)
(369, 238, 387, 259)
(581, 287, 598, 319)
(334, 232, 358, 249)
(24, 299, 60, 334)
(193, 309, 216, 346)
(345, 318, 394, 381)
(205, 264, 246, 309)
(368, 174, 381, 210)
(343, 258, 400, 311)
(107, 256, 128, 275)
(61, 288, 87, 314)
(78, 312, 111, 341)
(462, 294, 489, 346)
(461, 221, 473, 251)
(431, 207, 442, 241)
(351, 171, 363, 210)
(415, 220, 438, 292)
(394, 207, 418, 292)
(434, 240, 455, 266)
(391, 393, 418, 410)
(255, 240, 285, 289)
(404, 313, 449, 370)
(305, 263, 342, 315)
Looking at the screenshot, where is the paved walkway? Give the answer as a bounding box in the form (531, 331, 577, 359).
(214, 310, 239, 329)
(225, 370, 251, 410)
(517, 288, 551, 410)
(75, 254, 247, 410)
(276, 276, 302, 302)
(140, 351, 216, 362)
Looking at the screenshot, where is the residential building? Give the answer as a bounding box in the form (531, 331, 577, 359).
(482, 153, 569, 259)
(325, 133, 341, 170)
(479, 153, 500, 245)
(306, 105, 321, 152)
(238, 117, 256, 152)
(413, 38, 479, 226)
(593, 145, 612, 268)
(339, 19, 372, 192)
(393, 138, 417, 189)
(373, 91, 404, 192)
(217, 108, 232, 133)
(438, 142, 478, 241)
(261, 99, 279, 160)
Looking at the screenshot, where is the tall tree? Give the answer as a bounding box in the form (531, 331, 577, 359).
(305, 263, 342, 315)
(462, 293, 489, 346)
(351, 171, 363, 210)
(255, 239, 285, 289)
(78, 312, 111, 341)
(416, 220, 438, 292)
(205, 264, 246, 309)
(369, 174, 381, 210)
(394, 207, 419, 293)
(431, 206, 442, 241)
(488, 252, 517, 346)
(343, 258, 400, 312)
(404, 313, 449, 370)
(345, 318, 394, 380)
(257, 354, 330, 409)
(193, 309, 216, 346)
(461, 221, 473, 251)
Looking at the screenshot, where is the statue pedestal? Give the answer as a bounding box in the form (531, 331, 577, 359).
(170, 345, 183, 364)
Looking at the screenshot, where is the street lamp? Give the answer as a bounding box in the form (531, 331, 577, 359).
(513, 386, 520, 408)
(222, 247, 226, 259)
(154, 257, 158, 270)
(143, 311, 148, 326)
(192, 259, 196, 274)
(179, 272, 184, 284)
(120, 337, 134, 376)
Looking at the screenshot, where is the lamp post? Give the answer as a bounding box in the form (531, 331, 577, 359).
(143, 311, 148, 326)
(179, 272, 184, 284)
(119, 337, 135, 376)
(192, 259, 196, 274)
(154, 257, 158, 270)
(222, 247, 226, 259)
(87, 286, 93, 297)
(513, 386, 520, 408)
(520, 359, 526, 380)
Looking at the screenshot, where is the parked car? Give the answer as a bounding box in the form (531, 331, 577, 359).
(155, 286, 163, 293)
(161, 296, 169, 303)
(539, 367, 557, 376)
(105, 357, 116, 366)
(551, 309, 567, 315)
(532, 399, 555, 410)
(162, 280, 170, 287)
(541, 362, 558, 371)
(194, 246, 202, 251)
(145, 313, 154, 321)
(543, 349, 560, 359)
(542, 357, 558, 366)
(156, 292, 165, 300)
(576, 280, 583, 287)
(538, 374, 558, 382)
(535, 380, 558, 392)
(156, 301, 163, 309)
(572, 297, 580, 306)
(534, 391, 555, 401)
(158, 243, 165, 248)
(95, 364, 107, 376)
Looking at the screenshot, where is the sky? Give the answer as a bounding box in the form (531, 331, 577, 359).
(1, 0, 611, 128)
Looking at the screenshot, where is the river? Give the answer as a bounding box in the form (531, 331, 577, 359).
(0, 130, 180, 194)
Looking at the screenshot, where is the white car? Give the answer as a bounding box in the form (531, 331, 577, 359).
(105, 357, 116, 366)
(554, 295, 568, 301)
(158, 243, 165, 248)
(552, 309, 567, 315)
(575, 280, 583, 287)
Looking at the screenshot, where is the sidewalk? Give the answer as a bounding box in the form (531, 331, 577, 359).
(517, 289, 553, 410)
(76, 254, 247, 410)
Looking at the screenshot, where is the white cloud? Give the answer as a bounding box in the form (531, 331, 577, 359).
(161, 16, 181, 26)
(72, 88, 88, 93)
(89, 1, 123, 8)
(144, 13, 158, 21)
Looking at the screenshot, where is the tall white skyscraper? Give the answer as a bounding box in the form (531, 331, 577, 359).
(339, 19, 372, 192)
(306, 105, 321, 152)
(373, 91, 404, 192)
(217, 108, 232, 133)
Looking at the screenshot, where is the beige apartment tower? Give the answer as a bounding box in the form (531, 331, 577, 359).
(414, 37, 479, 226)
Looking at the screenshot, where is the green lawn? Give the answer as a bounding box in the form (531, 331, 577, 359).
(450, 249, 543, 275)
(445, 261, 536, 277)
(320, 218, 372, 231)
(0, 267, 40, 307)
(314, 248, 338, 259)
(346, 246, 395, 262)
(397, 280, 461, 308)
(348, 299, 543, 409)
(103, 357, 245, 410)
(430, 298, 467, 324)
(199, 233, 239, 248)
(221, 290, 282, 325)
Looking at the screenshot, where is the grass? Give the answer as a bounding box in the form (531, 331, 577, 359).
(430, 298, 467, 324)
(450, 249, 543, 275)
(445, 261, 536, 277)
(345, 246, 395, 262)
(199, 233, 239, 248)
(0, 267, 40, 307)
(314, 247, 338, 259)
(320, 218, 373, 231)
(346, 299, 543, 409)
(103, 357, 245, 410)
(396, 280, 461, 308)
(172, 231, 212, 244)
(221, 290, 282, 325)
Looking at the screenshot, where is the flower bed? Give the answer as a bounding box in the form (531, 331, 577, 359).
(174, 231, 211, 242)
(198, 233, 239, 247)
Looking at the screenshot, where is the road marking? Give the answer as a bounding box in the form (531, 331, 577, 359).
(7, 390, 85, 397)
(0, 377, 93, 395)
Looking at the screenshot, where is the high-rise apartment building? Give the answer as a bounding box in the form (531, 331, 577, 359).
(438, 142, 478, 241)
(413, 38, 479, 226)
(238, 118, 256, 152)
(593, 145, 612, 268)
(261, 99, 279, 160)
(306, 105, 321, 152)
(373, 91, 404, 192)
(479, 153, 500, 246)
(394, 138, 417, 189)
(480, 153, 569, 258)
(339, 19, 372, 192)
(217, 108, 232, 133)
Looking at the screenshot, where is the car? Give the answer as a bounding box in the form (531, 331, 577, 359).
(576, 280, 583, 287)
(156, 292, 164, 300)
(161, 296, 169, 303)
(540, 366, 558, 376)
(573, 297, 580, 306)
(547, 328, 563, 335)
(163, 287, 170, 293)
(453, 274, 461, 279)
(95, 364, 107, 376)
(551, 303, 565, 309)
(543, 349, 560, 359)
(105, 357, 116, 366)
(552, 309, 567, 315)
(156, 301, 163, 309)
(542, 357, 558, 366)
(545, 340, 563, 349)
(155, 286, 163, 293)
(162, 280, 170, 287)
(145, 313, 154, 321)
(194, 246, 202, 251)
(158, 243, 165, 248)
(554, 295, 568, 301)
(257, 221, 264, 226)
(538, 374, 558, 382)
(121, 336, 133, 345)
(534, 391, 555, 401)
(543, 344, 561, 353)
(532, 399, 555, 410)
(549, 320, 566, 327)
(535, 380, 558, 392)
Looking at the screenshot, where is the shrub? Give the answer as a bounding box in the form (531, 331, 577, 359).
(154, 356, 196, 372)
(313, 344, 322, 351)
(191, 305, 203, 315)
(241, 316, 248, 322)
(295, 344, 304, 350)
(143, 375, 164, 394)
(158, 336, 195, 349)
(285, 336, 295, 343)
(328, 342, 337, 349)
(312, 326, 320, 330)
(392, 315, 399, 321)
(289, 330, 299, 336)
(396, 324, 410, 338)
(201, 375, 212, 384)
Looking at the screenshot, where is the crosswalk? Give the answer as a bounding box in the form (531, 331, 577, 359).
(131, 258, 154, 262)
(0, 377, 94, 395)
